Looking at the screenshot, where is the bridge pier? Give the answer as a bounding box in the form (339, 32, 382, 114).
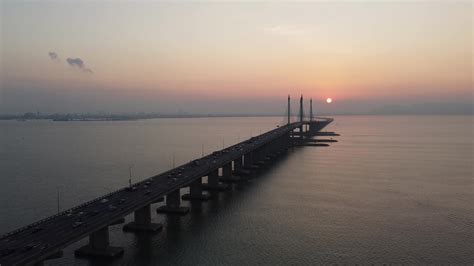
(263, 144, 275, 163)
(233, 155, 251, 179)
(241, 151, 259, 177)
(269, 141, 280, 159)
(182, 177, 210, 200)
(285, 132, 292, 149)
(276, 134, 289, 154)
(220, 162, 239, 183)
(156, 189, 189, 215)
(291, 131, 296, 146)
(246, 152, 259, 169)
(234, 156, 243, 171)
(254, 148, 265, 166)
(252, 148, 269, 172)
(264, 144, 277, 162)
(123, 204, 163, 232)
(244, 152, 253, 167)
(202, 169, 228, 191)
(75, 226, 124, 258)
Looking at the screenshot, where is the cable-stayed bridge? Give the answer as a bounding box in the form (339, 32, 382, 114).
(0, 96, 336, 265)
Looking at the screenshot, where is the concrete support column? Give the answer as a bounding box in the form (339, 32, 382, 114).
(288, 131, 293, 147)
(282, 133, 290, 149)
(261, 145, 268, 158)
(245, 150, 260, 175)
(208, 169, 219, 187)
(267, 141, 279, 160)
(167, 189, 180, 208)
(123, 204, 163, 232)
(253, 148, 262, 165)
(75, 226, 124, 258)
(90, 227, 109, 250)
(182, 177, 210, 200)
(202, 169, 228, 191)
(265, 143, 281, 164)
(275, 135, 282, 152)
(232, 155, 251, 179)
(190, 178, 203, 195)
(220, 162, 239, 183)
(244, 152, 253, 167)
(256, 148, 263, 162)
(265, 143, 275, 161)
(282, 134, 288, 150)
(279, 135, 287, 152)
(288, 130, 295, 148)
(222, 163, 232, 178)
(255, 147, 267, 166)
(234, 156, 243, 170)
(156, 189, 189, 215)
(135, 205, 152, 224)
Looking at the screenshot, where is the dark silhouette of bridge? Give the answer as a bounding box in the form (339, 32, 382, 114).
(0, 96, 336, 265)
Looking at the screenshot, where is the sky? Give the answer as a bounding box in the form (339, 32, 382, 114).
(0, 1, 472, 115)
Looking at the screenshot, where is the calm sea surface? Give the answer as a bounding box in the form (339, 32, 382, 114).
(0, 116, 472, 264)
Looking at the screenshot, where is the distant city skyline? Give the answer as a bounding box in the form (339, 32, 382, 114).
(1, 1, 472, 114)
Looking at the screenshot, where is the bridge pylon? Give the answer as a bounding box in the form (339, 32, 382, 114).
(299, 95, 304, 134)
(299, 95, 304, 123)
(287, 95, 291, 124)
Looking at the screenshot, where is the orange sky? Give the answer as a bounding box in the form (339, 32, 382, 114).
(1, 1, 472, 114)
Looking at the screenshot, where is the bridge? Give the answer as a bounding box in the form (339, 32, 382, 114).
(0, 96, 336, 265)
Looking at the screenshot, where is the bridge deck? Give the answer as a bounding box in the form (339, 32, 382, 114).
(0, 118, 332, 265)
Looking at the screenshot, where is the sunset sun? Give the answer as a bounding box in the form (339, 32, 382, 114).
(326, 98, 332, 104)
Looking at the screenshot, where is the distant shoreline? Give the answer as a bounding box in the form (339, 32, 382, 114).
(1, 113, 472, 122)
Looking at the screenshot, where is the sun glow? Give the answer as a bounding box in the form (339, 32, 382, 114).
(326, 98, 332, 103)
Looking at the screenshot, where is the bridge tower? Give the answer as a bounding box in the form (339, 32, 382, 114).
(299, 95, 304, 134)
(287, 95, 291, 124)
(310, 98, 313, 121)
(299, 95, 303, 122)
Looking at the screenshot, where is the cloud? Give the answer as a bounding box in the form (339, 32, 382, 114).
(47, 52, 93, 73)
(48, 52, 59, 61)
(263, 26, 309, 37)
(66, 57, 93, 73)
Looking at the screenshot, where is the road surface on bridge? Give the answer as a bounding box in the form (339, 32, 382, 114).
(0, 119, 334, 265)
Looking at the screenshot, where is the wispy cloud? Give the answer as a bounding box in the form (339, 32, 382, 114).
(66, 57, 93, 73)
(263, 25, 309, 37)
(47, 52, 93, 73)
(48, 52, 59, 61)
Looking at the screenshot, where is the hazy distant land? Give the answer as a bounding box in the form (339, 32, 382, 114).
(1, 102, 472, 121)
